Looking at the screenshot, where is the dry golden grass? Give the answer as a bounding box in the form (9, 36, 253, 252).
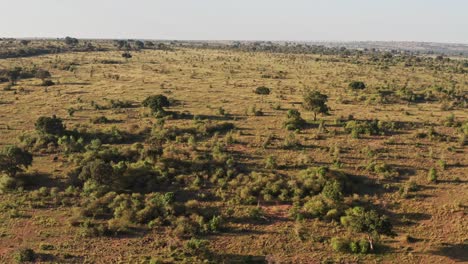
(0, 47, 466, 263)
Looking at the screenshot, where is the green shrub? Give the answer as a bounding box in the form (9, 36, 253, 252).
(303, 196, 329, 218)
(142, 95, 170, 113)
(0, 145, 33, 177)
(248, 207, 265, 221)
(284, 109, 306, 130)
(184, 238, 209, 256)
(349, 241, 359, 253)
(254, 86, 271, 95)
(330, 237, 349, 253)
(35, 115, 65, 135)
(39, 243, 54, 250)
(321, 180, 343, 202)
(428, 168, 437, 183)
(359, 239, 370, 254)
(0, 175, 17, 193)
(349, 81, 366, 90)
(264, 155, 277, 169)
(14, 248, 35, 262)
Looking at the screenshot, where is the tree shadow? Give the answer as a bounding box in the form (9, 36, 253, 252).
(393, 212, 432, 226)
(212, 253, 267, 264)
(429, 243, 468, 262)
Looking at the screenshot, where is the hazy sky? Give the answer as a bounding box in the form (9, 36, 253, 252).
(1, 0, 467, 43)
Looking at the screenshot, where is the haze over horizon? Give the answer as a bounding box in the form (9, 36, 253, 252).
(1, 0, 467, 44)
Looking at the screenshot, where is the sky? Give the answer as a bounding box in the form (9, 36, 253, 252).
(1, 0, 467, 43)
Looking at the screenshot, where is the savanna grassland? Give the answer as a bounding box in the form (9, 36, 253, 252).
(0, 40, 467, 263)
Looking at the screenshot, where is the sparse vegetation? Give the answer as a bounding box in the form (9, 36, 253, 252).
(0, 38, 465, 263)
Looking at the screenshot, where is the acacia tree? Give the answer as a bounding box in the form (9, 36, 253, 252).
(0, 146, 33, 177)
(303, 90, 330, 121)
(340, 207, 396, 250)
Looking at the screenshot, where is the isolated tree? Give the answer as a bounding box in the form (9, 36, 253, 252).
(35, 115, 65, 135)
(340, 207, 396, 250)
(303, 90, 330, 121)
(7, 67, 22, 85)
(64, 36, 79, 46)
(0, 146, 33, 177)
(142, 95, 170, 113)
(35, 69, 51, 85)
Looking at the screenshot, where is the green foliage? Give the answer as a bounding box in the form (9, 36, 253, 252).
(14, 248, 35, 263)
(264, 155, 277, 170)
(284, 109, 306, 130)
(58, 136, 85, 154)
(303, 196, 330, 218)
(340, 207, 395, 240)
(345, 119, 392, 138)
(0, 146, 33, 177)
(142, 95, 170, 113)
(366, 161, 399, 179)
(184, 238, 209, 256)
(78, 159, 115, 186)
(35, 115, 65, 135)
(303, 90, 329, 120)
(330, 237, 349, 253)
(254, 86, 271, 95)
(428, 168, 438, 183)
(331, 237, 371, 254)
(321, 180, 343, 202)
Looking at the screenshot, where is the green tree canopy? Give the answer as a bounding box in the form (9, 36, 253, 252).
(303, 90, 330, 121)
(340, 207, 395, 250)
(0, 146, 33, 177)
(142, 95, 170, 113)
(35, 116, 65, 135)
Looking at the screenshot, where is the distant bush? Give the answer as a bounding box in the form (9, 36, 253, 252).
(122, 52, 132, 59)
(254, 86, 271, 95)
(427, 168, 437, 183)
(41, 80, 55, 86)
(35, 115, 65, 135)
(14, 248, 35, 262)
(284, 109, 306, 130)
(0, 145, 33, 177)
(142, 95, 170, 114)
(349, 81, 366, 90)
(64, 36, 79, 46)
(330, 237, 349, 252)
(109, 99, 132, 109)
(345, 119, 392, 138)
